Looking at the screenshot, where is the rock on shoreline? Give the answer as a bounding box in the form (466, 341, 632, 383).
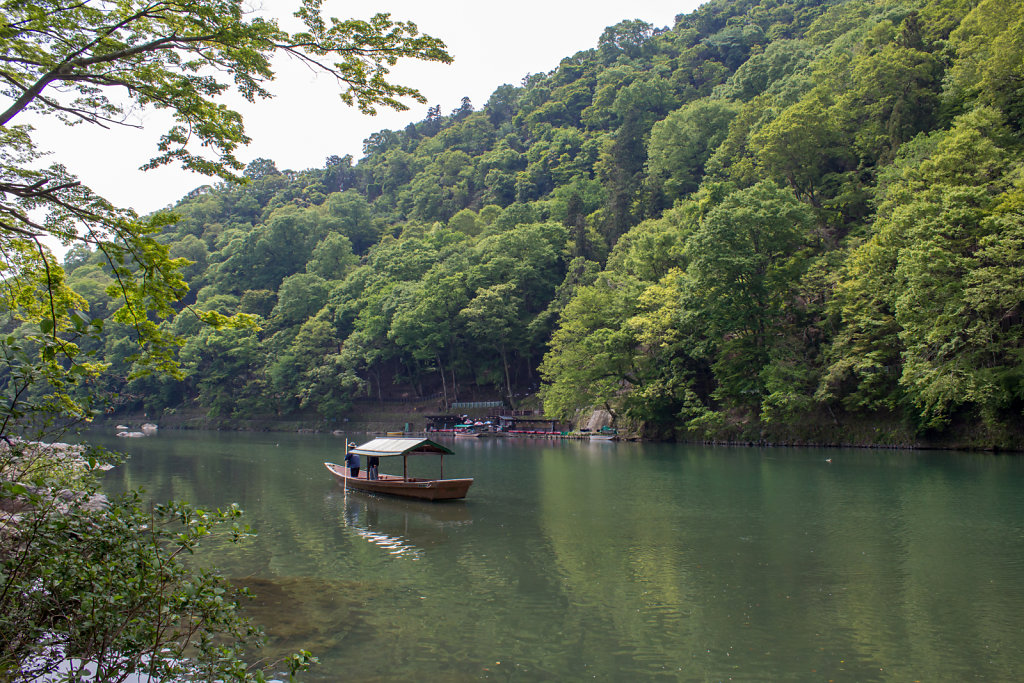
(1, 439, 111, 539)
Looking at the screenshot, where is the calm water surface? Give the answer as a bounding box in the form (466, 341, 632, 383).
(98, 431, 1024, 682)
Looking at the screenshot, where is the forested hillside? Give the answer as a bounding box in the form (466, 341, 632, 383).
(63, 0, 1024, 446)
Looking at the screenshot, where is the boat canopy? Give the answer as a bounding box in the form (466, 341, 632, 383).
(349, 438, 454, 458)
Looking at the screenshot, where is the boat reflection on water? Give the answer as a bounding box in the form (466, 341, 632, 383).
(326, 489, 472, 558)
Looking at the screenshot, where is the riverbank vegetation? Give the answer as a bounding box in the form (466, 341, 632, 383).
(62, 0, 1020, 448)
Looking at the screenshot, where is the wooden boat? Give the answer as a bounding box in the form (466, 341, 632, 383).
(589, 427, 618, 441)
(453, 423, 487, 437)
(325, 437, 473, 501)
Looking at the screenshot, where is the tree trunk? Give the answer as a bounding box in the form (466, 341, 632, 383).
(450, 361, 459, 403)
(436, 353, 449, 407)
(501, 347, 514, 409)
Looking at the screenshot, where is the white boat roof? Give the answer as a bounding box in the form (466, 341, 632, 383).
(349, 438, 454, 457)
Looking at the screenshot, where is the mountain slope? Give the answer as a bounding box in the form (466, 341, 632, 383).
(66, 0, 1024, 447)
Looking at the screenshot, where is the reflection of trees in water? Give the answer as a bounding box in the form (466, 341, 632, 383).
(538, 448, 1024, 681)
(233, 577, 373, 656)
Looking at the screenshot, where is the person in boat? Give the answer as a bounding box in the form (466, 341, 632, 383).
(344, 450, 360, 478)
(368, 455, 380, 480)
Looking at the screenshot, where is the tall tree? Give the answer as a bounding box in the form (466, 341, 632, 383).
(539, 273, 643, 421)
(646, 99, 740, 205)
(598, 109, 646, 244)
(460, 282, 524, 403)
(684, 181, 815, 407)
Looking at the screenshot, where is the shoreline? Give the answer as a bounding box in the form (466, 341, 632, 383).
(82, 392, 1024, 455)
(89, 413, 1023, 454)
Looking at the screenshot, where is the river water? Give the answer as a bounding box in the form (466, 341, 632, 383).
(98, 431, 1024, 682)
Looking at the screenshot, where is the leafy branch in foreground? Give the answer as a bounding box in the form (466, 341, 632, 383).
(0, 0, 451, 176)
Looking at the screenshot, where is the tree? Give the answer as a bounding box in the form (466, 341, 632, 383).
(0, 0, 450, 370)
(598, 19, 657, 62)
(622, 270, 713, 433)
(888, 108, 1022, 427)
(841, 44, 942, 165)
(1, 0, 450, 183)
(684, 181, 814, 406)
(170, 234, 211, 284)
(646, 99, 740, 204)
(716, 38, 817, 102)
(244, 158, 281, 180)
(539, 275, 642, 420)
(0, 0, 450, 678)
(485, 84, 519, 125)
(322, 153, 357, 192)
(388, 272, 470, 405)
(468, 222, 568, 311)
(946, 0, 1024, 128)
(424, 103, 443, 135)
(452, 96, 474, 120)
(289, 316, 362, 414)
(751, 90, 853, 209)
(460, 283, 524, 403)
(271, 273, 330, 328)
(214, 205, 325, 293)
(307, 233, 358, 281)
(598, 108, 646, 243)
(0, 475, 312, 682)
(448, 208, 481, 236)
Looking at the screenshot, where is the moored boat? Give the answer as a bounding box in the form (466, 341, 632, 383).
(325, 437, 473, 501)
(589, 427, 618, 441)
(453, 422, 489, 437)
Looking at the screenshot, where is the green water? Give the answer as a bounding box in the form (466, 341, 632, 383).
(98, 431, 1024, 682)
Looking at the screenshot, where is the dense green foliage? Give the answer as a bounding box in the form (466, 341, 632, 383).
(64, 0, 1024, 446)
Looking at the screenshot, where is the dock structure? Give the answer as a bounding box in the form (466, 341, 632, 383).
(424, 415, 462, 431)
(496, 415, 563, 434)
(371, 413, 589, 440)
(369, 429, 613, 441)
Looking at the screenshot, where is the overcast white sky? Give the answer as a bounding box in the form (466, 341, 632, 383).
(30, 0, 704, 215)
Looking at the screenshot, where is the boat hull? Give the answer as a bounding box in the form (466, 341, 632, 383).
(324, 462, 473, 501)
